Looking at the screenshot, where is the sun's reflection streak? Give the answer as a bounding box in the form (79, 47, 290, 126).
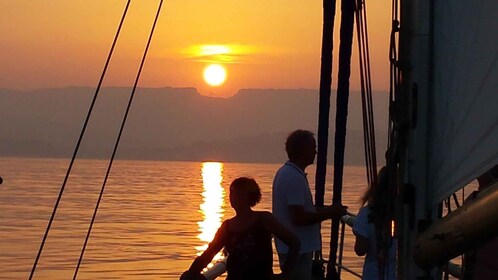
(196, 162, 225, 266)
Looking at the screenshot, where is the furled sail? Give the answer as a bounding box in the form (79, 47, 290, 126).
(428, 0, 498, 204)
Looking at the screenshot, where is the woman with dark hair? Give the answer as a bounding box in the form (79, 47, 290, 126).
(181, 177, 300, 280)
(353, 167, 396, 280)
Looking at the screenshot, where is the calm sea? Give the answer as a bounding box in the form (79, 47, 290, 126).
(0, 157, 368, 279)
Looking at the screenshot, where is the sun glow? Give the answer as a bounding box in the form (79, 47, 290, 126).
(203, 64, 227, 86)
(185, 44, 254, 63)
(199, 45, 230, 56)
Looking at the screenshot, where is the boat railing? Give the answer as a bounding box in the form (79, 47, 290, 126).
(446, 262, 462, 278)
(202, 257, 227, 280)
(336, 213, 362, 278)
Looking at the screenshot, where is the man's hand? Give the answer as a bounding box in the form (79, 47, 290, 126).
(327, 204, 348, 219)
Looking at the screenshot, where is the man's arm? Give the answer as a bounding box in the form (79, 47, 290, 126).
(288, 204, 347, 226)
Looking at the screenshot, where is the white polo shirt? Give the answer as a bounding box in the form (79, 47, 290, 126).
(272, 161, 321, 254)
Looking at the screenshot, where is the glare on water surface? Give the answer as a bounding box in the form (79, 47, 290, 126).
(196, 162, 226, 266)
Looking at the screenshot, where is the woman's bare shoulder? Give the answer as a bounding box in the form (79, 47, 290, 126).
(255, 210, 273, 218)
(255, 211, 278, 227)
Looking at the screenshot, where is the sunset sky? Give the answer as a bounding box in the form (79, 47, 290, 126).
(1, 0, 391, 97)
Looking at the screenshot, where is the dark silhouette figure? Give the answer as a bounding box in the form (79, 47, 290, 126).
(272, 130, 347, 280)
(353, 167, 396, 280)
(181, 177, 300, 280)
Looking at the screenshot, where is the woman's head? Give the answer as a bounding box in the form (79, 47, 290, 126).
(361, 166, 388, 206)
(229, 177, 262, 209)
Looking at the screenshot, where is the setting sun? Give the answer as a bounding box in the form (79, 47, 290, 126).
(203, 64, 227, 86)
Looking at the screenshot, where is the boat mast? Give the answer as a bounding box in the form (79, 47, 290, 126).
(395, 0, 498, 277)
(396, 0, 436, 278)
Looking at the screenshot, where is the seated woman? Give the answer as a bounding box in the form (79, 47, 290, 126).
(353, 167, 396, 280)
(181, 177, 300, 280)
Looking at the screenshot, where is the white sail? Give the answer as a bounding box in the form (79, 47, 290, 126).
(429, 0, 498, 204)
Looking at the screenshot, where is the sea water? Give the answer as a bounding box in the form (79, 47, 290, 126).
(0, 157, 368, 279)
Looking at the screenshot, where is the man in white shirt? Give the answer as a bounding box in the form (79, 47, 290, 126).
(273, 129, 347, 280)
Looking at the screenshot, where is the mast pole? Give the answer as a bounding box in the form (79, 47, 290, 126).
(327, 0, 355, 279)
(315, 0, 336, 274)
(315, 0, 336, 277)
(395, 0, 436, 278)
(315, 0, 337, 209)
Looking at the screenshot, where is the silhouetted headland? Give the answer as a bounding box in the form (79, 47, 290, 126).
(0, 87, 388, 164)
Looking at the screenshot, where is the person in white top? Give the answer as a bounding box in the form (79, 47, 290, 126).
(272, 129, 348, 280)
(353, 166, 396, 280)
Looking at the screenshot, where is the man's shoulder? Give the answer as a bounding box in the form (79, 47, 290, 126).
(275, 162, 300, 176)
(274, 167, 302, 185)
(276, 162, 291, 171)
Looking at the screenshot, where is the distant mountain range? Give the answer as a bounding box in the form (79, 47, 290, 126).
(0, 87, 389, 165)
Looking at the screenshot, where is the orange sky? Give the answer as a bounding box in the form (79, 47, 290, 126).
(0, 0, 391, 97)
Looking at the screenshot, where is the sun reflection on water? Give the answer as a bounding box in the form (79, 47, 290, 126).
(196, 162, 225, 264)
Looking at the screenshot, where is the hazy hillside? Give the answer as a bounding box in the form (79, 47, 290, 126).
(0, 87, 389, 164)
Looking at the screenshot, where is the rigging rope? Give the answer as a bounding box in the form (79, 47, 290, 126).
(315, 0, 337, 209)
(388, 0, 401, 152)
(357, 0, 400, 278)
(73, 1, 164, 279)
(314, 0, 337, 276)
(314, 0, 337, 275)
(374, 0, 401, 277)
(327, 0, 355, 278)
(29, 1, 132, 279)
(355, 0, 377, 184)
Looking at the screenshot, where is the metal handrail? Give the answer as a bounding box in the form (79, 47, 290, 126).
(202, 257, 227, 280)
(336, 263, 362, 278)
(341, 213, 356, 226)
(337, 213, 362, 278)
(447, 262, 461, 278)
